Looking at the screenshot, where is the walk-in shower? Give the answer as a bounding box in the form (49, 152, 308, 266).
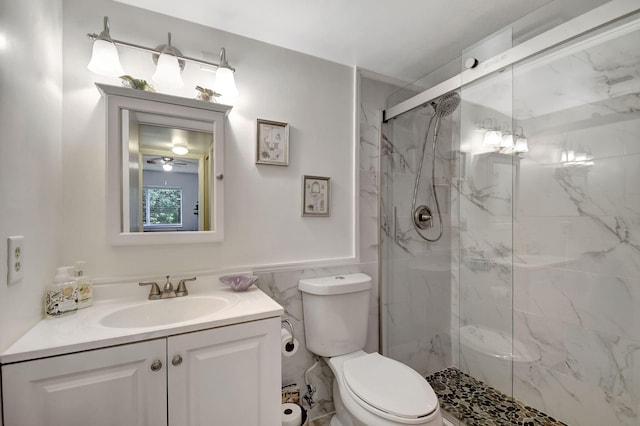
(380, 1, 640, 425)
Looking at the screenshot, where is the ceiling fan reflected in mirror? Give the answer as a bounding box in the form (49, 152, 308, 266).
(146, 156, 187, 172)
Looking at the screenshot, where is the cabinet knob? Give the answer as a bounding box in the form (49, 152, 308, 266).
(150, 359, 163, 372)
(172, 354, 183, 366)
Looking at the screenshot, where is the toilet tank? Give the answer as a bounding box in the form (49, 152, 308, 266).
(298, 273, 372, 357)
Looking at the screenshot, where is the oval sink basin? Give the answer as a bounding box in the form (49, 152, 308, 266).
(101, 297, 233, 328)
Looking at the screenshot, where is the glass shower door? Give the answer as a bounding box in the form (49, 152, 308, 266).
(455, 27, 516, 399)
(380, 94, 456, 378)
(509, 16, 640, 425)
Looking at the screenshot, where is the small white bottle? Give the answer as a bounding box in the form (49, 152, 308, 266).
(45, 266, 78, 317)
(74, 260, 94, 309)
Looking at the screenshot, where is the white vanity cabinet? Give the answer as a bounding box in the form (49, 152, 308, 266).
(1, 317, 281, 426)
(2, 339, 167, 426)
(168, 318, 281, 425)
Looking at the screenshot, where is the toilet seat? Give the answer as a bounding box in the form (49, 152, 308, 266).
(342, 353, 438, 423)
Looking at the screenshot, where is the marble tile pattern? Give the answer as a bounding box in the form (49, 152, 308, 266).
(427, 367, 567, 426)
(452, 23, 640, 426)
(380, 100, 455, 376)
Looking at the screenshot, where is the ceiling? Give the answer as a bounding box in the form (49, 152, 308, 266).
(114, 0, 610, 83)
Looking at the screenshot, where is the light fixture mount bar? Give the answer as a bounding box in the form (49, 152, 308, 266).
(86, 33, 236, 72)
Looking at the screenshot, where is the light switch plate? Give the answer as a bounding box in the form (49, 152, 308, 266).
(7, 236, 24, 285)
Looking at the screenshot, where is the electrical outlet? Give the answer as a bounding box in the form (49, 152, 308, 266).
(7, 236, 24, 285)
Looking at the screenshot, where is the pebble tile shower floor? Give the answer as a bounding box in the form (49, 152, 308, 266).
(426, 367, 567, 426)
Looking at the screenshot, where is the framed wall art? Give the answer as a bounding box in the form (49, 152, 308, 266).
(256, 119, 289, 166)
(302, 175, 330, 217)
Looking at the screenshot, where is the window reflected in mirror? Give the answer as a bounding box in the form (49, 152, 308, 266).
(126, 119, 213, 233)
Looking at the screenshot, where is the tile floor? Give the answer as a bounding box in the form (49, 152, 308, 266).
(426, 367, 567, 426)
(308, 366, 566, 425)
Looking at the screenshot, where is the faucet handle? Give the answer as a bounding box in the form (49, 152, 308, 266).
(176, 277, 196, 297)
(139, 281, 161, 300)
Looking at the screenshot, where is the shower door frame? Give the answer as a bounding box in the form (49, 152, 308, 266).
(382, 0, 640, 122)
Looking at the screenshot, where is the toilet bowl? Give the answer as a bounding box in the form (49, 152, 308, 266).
(328, 351, 443, 426)
(298, 274, 444, 426)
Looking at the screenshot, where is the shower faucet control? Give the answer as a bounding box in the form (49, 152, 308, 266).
(413, 205, 433, 230)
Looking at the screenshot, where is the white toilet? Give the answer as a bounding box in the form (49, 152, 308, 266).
(298, 273, 443, 426)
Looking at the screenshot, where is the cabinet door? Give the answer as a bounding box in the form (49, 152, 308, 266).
(1, 339, 167, 426)
(168, 318, 281, 426)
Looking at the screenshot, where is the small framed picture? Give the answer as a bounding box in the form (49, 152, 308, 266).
(256, 119, 289, 166)
(302, 175, 331, 217)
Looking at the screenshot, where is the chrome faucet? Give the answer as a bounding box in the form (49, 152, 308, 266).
(139, 276, 196, 300)
(161, 275, 175, 299)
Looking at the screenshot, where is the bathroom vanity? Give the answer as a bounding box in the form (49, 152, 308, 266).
(0, 279, 283, 426)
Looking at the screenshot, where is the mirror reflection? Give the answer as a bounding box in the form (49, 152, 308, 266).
(125, 114, 213, 233)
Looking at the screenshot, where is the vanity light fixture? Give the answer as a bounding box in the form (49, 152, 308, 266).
(152, 33, 184, 89)
(87, 16, 239, 97)
(213, 48, 239, 99)
(513, 129, 529, 154)
(559, 146, 593, 167)
(500, 132, 514, 150)
(478, 121, 528, 156)
(87, 17, 125, 77)
(479, 119, 502, 148)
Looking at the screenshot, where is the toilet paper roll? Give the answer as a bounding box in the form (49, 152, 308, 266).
(281, 402, 302, 426)
(281, 328, 299, 357)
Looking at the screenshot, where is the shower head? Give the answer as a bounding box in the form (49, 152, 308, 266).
(434, 92, 460, 117)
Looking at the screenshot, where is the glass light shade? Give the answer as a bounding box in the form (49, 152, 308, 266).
(172, 146, 189, 155)
(514, 136, 529, 153)
(483, 130, 502, 147)
(214, 66, 239, 99)
(500, 133, 514, 148)
(152, 53, 184, 89)
(162, 163, 173, 172)
(87, 39, 124, 77)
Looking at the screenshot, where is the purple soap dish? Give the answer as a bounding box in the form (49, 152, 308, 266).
(219, 274, 258, 292)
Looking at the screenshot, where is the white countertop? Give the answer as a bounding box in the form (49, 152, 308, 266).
(0, 277, 283, 364)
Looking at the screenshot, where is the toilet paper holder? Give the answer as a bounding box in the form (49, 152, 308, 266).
(281, 318, 295, 352)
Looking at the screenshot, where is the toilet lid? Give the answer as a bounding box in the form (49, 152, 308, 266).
(343, 353, 438, 419)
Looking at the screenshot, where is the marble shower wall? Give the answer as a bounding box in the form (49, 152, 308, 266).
(380, 90, 455, 377)
(455, 22, 640, 426)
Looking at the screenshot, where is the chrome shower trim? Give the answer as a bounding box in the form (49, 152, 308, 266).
(383, 0, 640, 122)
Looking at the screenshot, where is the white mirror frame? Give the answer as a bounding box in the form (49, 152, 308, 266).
(98, 83, 231, 245)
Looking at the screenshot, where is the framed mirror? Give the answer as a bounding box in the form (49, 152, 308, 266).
(98, 84, 231, 245)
